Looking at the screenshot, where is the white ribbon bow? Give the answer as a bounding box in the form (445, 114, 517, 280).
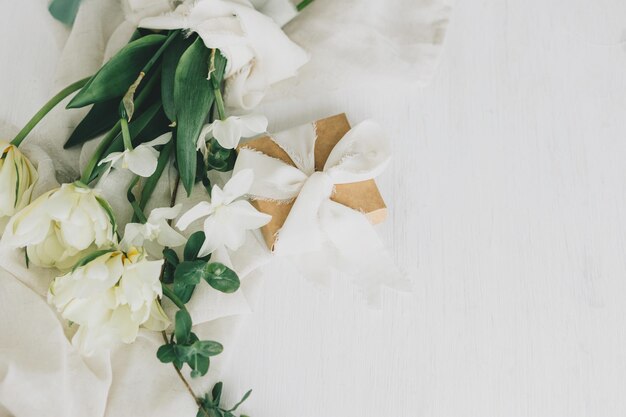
(233, 120, 409, 305)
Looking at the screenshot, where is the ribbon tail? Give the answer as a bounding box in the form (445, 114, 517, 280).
(320, 200, 411, 307)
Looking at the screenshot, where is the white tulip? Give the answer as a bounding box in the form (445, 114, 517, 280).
(98, 133, 172, 178)
(197, 114, 268, 156)
(48, 248, 170, 355)
(2, 183, 117, 270)
(0, 141, 38, 229)
(121, 204, 187, 257)
(176, 169, 271, 256)
(139, 0, 309, 110)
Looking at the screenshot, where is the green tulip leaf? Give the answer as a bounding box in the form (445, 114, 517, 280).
(67, 34, 166, 108)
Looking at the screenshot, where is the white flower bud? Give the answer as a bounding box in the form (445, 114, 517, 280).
(0, 141, 38, 228)
(2, 182, 117, 269)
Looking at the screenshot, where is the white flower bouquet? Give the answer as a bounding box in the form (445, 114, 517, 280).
(0, 0, 451, 415)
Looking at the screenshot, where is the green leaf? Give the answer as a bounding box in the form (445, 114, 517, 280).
(174, 309, 192, 345)
(95, 195, 117, 235)
(204, 263, 240, 293)
(192, 340, 223, 357)
(175, 260, 207, 286)
(190, 354, 210, 378)
(156, 343, 177, 363)
(206, 139, 237, 172)
(89, 102, 166, 182)
(228, 390, 252, 412)
(211, 382, 223, 405)
(197, 407, 222, 417)
(64, 99, 119, 148)
(70, 249, 116, 272)
(162, 33, 195, 122)
(140, 138, 174, 210)
(173, 281, 196, 304)
(174, 38, 215, 195)
(48, 0, 81, 25)
(184, 231, 206, 261)
(67, 34, 166, 108)
(163, 248, 180, 266)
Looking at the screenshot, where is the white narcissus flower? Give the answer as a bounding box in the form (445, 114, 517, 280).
(48, 248, 170, 355)
(2, 183, 117, 270)
(176, 169, 271, 257)
(0, 141, 38, 228)
(121, 205, 187, 257)
(197, 114, 268, 157)
(98, 133, 172, 178)
(139, 0, 309, 110)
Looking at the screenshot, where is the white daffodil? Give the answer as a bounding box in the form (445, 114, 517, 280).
(139, 0, 309, 110)
(48, 248, 170, 355)
(0, 141, 38, 229)
(121, 205, 187, 257)
(98, 133, 172, 178)
(176, 169, 271, 257)
(2, 183, 117, 270)
(197, 114, 268, 158)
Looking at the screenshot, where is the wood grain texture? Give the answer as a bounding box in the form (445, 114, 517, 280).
(225, 1, 626, 416)
(3, 0, 626, 416)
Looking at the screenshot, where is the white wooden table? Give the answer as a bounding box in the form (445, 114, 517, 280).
(3, 0, 626, 416)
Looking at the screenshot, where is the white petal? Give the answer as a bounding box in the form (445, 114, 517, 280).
(125, 146, 159, 177)
(239, 114, 268, 137)
(222, 169, 254, 204)
(98, 151, 125, 166)
(155, 219, 187, 248)
(213, 117, 242, 149)
(224, 199, 272, 231)
(176, 201, 213, 231)
(143, 132, 172, 148)
(197, 215, 220, 257)
(148, 204, 182, 222)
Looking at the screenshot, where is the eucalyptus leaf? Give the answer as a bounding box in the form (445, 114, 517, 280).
(174, 39, 218, 194)
(192, 340, 223, 357)
(156, 343, 177, 363)
(174, 309, 192, 345)
(67, 34, 166, 108)
(173, 280, 196, 304)
(184, 231, 207, 261)
(163, 248, 180, 267)
(175, 260, 207, 286)
(212, 382, 223, 404)
(228, 390, 252, 412)
(206, 139, 237, 172)
(190, 354, 210, 377)
(204, 263, 240, 293)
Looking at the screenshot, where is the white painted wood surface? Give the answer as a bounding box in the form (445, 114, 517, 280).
(3, 0, 626, 416)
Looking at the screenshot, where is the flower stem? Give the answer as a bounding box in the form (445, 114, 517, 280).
(214, 87, 226, 121)
(79, 121, 121, 184)
(10, 77, 91, 147)
(143, 30, 179, 75)
(160, 331, 203, 407)
(162, 284, 188, 311)
(120, 117, 133, 150)
(296, 0, 314, 11)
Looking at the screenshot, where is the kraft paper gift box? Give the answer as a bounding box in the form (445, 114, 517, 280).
(238, 113, 388, 251)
